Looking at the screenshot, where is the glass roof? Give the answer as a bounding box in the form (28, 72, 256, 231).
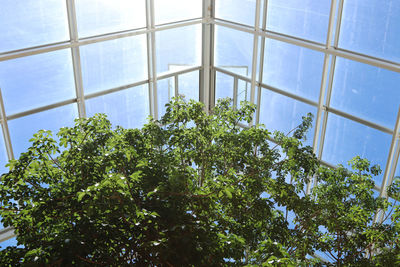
(1, 0, 399, 250)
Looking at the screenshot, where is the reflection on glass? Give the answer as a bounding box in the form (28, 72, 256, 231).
(267, 0, 331, 43)
(178, 71, 199, 101)
(154, 0, 202, 25)
(0, 0, 69, 53)
(75, 0, 146, 38)
(86, 85, 149, 129)
(157, 78, 175, 119)
(263, 39, 324, 101)
(8, 104, 78, 158)
(215, 26, 253, 78)
(340, 0, 400, 63)
(330, 57, 400, 129)
(80, 35, 148, 94)
(156, 25, 202, 75)
(322, 113, 391, 184)
(0, 49, 75, 115)
(215, 72, 234, 102)
(259, 89, 316, 146)
(215, 0, 256, 26)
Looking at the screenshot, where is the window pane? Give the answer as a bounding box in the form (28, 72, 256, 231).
(86, 85, 149, 129)
(215, 72, 234, 101)
(267, 0, 331, 43)
(215, 26, 253, 78)
(76, 0, 146, 38)
(8, 104, 78, 158)
(0, 0, 69, 53)
(157, 78, 175, 119)
(263, 39, 324, 101)
(156, 25, 202, 75)
(154, 0, 202, 25)
(215, 0, 256, 26)
(0, 50, 75, 115)
(80, 35, 148, 94)
(259, 89, 316, 146)
(330, 57, 400, 129)
(339, 0, 400, 62)
(178, 71, 199, 101)
(322, 113, 391, 184)
(0, 237, 17, 249)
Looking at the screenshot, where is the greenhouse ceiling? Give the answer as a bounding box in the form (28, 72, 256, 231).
(0, 0, 400, 249)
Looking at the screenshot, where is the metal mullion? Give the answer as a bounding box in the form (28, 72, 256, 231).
(317, 0, 344, 160)
(0, 227, 15, 243)
(307, 0, 334, 193)
(157, 66, 202, 80)
(214, 66, 252, 83)
(0, 89, 13, 160)
(233, 77, 238, 108)
(326, 106, 393, 135)
(260, 83, 318, 107)
(375, 107, 400, 223)
(249, 0, 261, 126)
(312, 0, 338, 154)
(146, 0, 158, 120)
(174, 75, 179, 97)
(66, 0, 86, 118)
(150, 0, 158, 120)
(209, 0, 216, 110)
(0, 89, 15, 239)
(255, 0, 268, 125)
(201, 0, 212, 113)
(84, 80, 149, 100)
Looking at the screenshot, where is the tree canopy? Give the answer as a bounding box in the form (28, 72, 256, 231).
(0, 97, 399, 266)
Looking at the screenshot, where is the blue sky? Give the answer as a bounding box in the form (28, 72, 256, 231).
(0, 0, 400, 248)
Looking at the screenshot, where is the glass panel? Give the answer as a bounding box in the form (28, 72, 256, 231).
(215, 72, 234, 102)
(0, 50, 75, 115)
(8, 104, 78, 158)
(322, 113, 391, 184)
(330, 57, 400, 129)
(0, 237, 18, 249)
(86, 85, 149, 129)
(178, 71, 199, 101)
(339, 0, 400, 63)
(259, 89, 316, 146)
(154, 0, 202, 25)
(263, 39, 324, 101)
(157, 78, 175, 119)
(267, 0, 331, 43)
(215, 26, 253, 78)
(76, 0, 146, 38)
(156, 25, 202, 75)
(0, 0, 69, 53)
(215, 0, 256, 26)
(80, 35, 148, 94)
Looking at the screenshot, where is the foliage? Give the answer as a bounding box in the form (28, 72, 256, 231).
(0, 97, 399, 266)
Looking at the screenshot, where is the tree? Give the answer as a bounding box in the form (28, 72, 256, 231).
(0, 97, 399, 266)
